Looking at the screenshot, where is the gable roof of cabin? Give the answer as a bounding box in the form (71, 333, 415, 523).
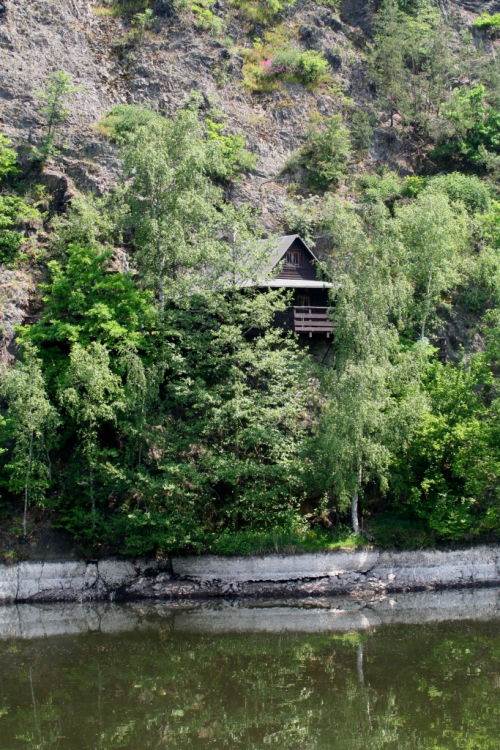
(266, 235, 320, 273)
(239, 235, 333, 289)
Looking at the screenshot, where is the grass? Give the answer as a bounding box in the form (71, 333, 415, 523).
(205, 525, 367, 556)
(92, 0, 153, 18)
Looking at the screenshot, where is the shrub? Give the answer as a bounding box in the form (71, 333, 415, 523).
(358, 171, 402, 205)
(433, 85, 500, 173)
(298, 116, 352, 190)
(0, 134, 19, 180)
(296, 50, 329, 84)
(230, 0, 296, 26)
(473, 13, 500, 33)
(425, 172, 491, 215)
(266, 48, 329, 85)
(99, 104, 163, 142)
(0, 196, 42, 266)
(191, 1, 225, 35)
(205, 119, 257, 180)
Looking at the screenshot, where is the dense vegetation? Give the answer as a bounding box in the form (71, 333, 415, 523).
(2, 0, 500, 556)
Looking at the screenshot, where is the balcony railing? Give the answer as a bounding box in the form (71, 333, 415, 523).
(293, 307, 335, 337)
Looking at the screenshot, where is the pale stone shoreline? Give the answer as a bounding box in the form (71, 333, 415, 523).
(1, 546, 500, 604)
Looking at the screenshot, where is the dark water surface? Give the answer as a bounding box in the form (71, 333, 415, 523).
(1, 591, 500, 749)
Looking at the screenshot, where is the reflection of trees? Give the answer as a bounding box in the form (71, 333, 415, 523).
(1, 622, 500, 749)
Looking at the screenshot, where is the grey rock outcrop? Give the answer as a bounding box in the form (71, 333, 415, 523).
(1, 547, 499, 605)
(0, 268, 33, 363)
(153, 0, 176, 18)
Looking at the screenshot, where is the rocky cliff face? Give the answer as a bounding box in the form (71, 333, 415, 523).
(0, 0, 490, 357)
(0, 0, 486, 216)
(0, 0, 406, 218)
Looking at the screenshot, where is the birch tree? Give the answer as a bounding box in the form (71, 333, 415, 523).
(60, 343, 124, 533)
(2, 345, 59, 539)
(121, 109, 226, 306)
(317, 199, 427, 532)
(396, 190, 469, 338)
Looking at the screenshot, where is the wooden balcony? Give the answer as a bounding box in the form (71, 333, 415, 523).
(293, 307, 335, 337)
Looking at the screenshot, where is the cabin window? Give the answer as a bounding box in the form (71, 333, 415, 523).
(285, 250, 301, 266)
(296, 295, 311, 307)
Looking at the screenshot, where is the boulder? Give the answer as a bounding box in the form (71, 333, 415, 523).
(153, 0, 176, 18)
(38, 170, 76, 213)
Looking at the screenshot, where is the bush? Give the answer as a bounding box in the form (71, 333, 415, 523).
(433, 85, 500, 173)
(473, 13, 500, 33)
(0, 134, 19, 180)
(230, 0, 296, 26)
(298, 116, 352, 190)
(425, 172, 490, 215)
(358, 171, 402, 205)
(0, 195, 42, 266)
(266, 48, 329, 85)
(205, 119, 256, 180)
(191, 1, 225, 35)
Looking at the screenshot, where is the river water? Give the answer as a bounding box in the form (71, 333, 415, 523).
(1, 589, 500, 749)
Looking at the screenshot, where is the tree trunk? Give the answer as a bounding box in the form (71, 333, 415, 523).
(351, 488, 360, 535)
(421, 270, 433, 340)
(90, 461, 95, 533)
(23, 430, 34, 541)
(351, 463, 362, 535)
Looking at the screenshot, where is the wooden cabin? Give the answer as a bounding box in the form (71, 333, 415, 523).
(241, 235, 334, 338)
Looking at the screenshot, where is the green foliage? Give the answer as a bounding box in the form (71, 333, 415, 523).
(0, 134, 19, 180)
(315, 198, 427, 532)
(371, 0, 452, 127)
(100, 104, 255, 182)
(205, 525, 363, 555)
(99, 104, 163, 142)
(0, 194, 42, 266)
(230, 0, 297, 26)
(205, 119, 257, 179)
(357, 171, 402, 205)
(266, 48, 329, 85)
(349, 109, 374, 157)
(433, 85, 500, 173)
(396, 190, 470, 337)
(19, 244, 156, 386)
(60, 342, 125, 535)
(298, 116, 352, 190)
(425, 173, 490, 215)
(391, 355, 500, 540)
(1, 344, 60, 538)
(35, 71, 80, 167)
(473, 13, 500, 33)
(191, 1, 224, 35)
(132, 6, 153, 32)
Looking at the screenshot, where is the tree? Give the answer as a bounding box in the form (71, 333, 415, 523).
(318, 347, 427, 534)
(371, 0, 410, 127)
(35, 71, 80, 167)
(396, 190, 470, 338)
(122, 108, 225, 305)
(20, 244, 156, 386)
(2, 345, 59, 539)
(316, 198, 427, 532)
(298, 116, 352, 191)
(372, 0, 452, 128)
(59, 343, 124, 533)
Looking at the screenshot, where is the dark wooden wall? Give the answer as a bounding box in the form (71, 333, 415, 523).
(291, 288, 329, 307)
(276, 238, 318, 281)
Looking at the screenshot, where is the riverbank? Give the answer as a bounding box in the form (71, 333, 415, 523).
(1, 546, 499, 604)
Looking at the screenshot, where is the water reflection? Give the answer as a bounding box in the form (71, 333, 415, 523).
(0, 590, 499, 749)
